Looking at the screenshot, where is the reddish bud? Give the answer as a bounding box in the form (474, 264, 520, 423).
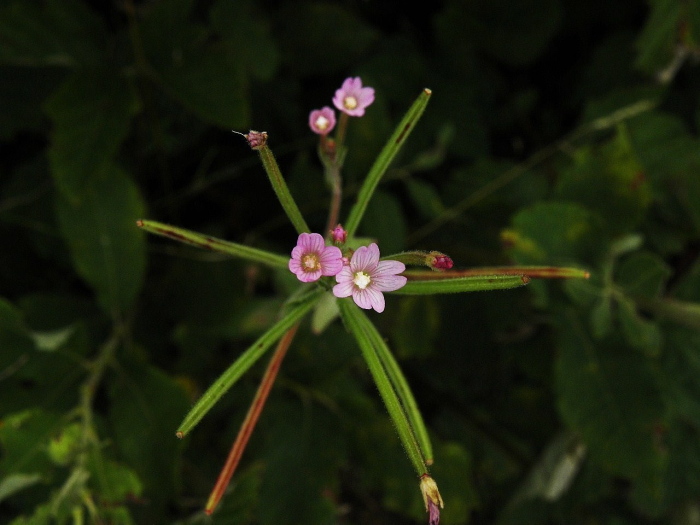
(428, 252, 453, 271)
(331, 224, 347, 244)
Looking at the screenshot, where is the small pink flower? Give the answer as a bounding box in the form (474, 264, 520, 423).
(333, 77, 375, 117)
(309, 107, 336, 135)
(330, 224, 347, 244)
(333, 243, 406, 313)
(289, 233, 343, 283)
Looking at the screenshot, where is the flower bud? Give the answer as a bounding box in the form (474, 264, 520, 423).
(330, 224, 347, 245)
(428, 251, 453, 271)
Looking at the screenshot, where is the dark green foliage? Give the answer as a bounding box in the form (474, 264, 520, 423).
(2, 0, 700, 524)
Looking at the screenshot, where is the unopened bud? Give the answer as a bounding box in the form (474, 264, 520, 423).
(331, 224, 347, 244)
(427, 252, 453, 271)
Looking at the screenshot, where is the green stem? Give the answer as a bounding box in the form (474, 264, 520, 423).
(403, 266, 590, 280)
(257, 144, 310, 234)
(176, 288, 322, 437)
(345, 89, 432, 239)
(137, 219, 289, 269)
(338, 300, 428, 476)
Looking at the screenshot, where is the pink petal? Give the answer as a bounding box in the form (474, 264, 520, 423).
(333, 281, 355, 298)
(366, 287, 385, 312)
(352, 243, 379, 272)
(335, 266, 354, 283)
(307, 232, 326, 254)
(358, 87, 375, 107)
(372, 274, 407, 292)
(297, 269, 321, 282)
(353, 287, 385, 312)
(352, 288, 374, 310)
(291, 245, 304, 260)
(376, 260, 405, 275)
(289, 258, 302, 274)
(320, 254, 343, 276)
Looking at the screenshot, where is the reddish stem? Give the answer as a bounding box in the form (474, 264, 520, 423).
(204, 323, 300, 515)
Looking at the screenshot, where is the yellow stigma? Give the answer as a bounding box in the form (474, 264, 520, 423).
(344, 96, 358, 110)
(353, 271, 371, 289)
(302, 254, 320, 271)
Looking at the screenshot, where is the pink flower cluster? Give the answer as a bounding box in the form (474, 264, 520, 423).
(308, 76, 375, 135)
(288, 230, 406, 313)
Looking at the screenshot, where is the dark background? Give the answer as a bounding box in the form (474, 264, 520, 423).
(2, 0, 700, 523)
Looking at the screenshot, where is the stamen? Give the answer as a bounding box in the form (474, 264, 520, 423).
(353, 271, 371, 289)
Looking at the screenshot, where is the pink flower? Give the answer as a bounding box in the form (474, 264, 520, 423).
(289, 233, 343, 283)
(333, 243, 406, 313)
(309, 107, 336, 135)
(333, 77, 375, 117)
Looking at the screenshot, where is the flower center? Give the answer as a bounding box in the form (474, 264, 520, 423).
(315, 116, 329, 130)
(353, 271, 371, 289)
(302, 253, 320, 271)
(344, 96, 358, 110)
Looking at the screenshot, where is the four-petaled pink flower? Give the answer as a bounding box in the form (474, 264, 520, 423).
(333, 77, 375, 117)
(289, 233, 343, 283)
(309, 107, 336, 135)
(333, 243, 406, 313)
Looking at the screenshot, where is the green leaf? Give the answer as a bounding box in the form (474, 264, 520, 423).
(617, 297, 662, 356)
(556, 125, 651, 234)
(210, 0, 279, 80)
(0, 0, 106, 67)
(138, 0, 249, 128)
(310, 291, 340, 335)
(505, 201, 606, 266)
(635, 0, 681, 75)
(590, 297, 613, 339)
(44, 69, 140, 201)
(0, 409, 61, 474)
(54, 166, 146, 316)
(0, 473, 42, 504)
(555, 311, 665, 484)
(615, 251, 672, 300)
(86, 453, 143, 504)
(108, 361, 186, 511)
